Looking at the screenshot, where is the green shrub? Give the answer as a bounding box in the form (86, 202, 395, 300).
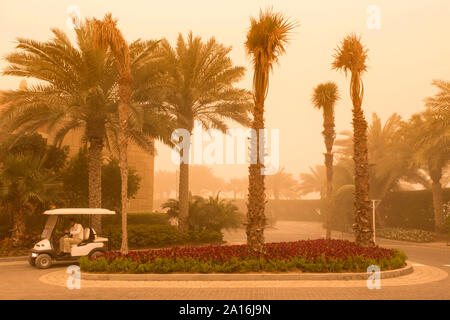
(377, 227, 435, 243)
(163, 195, 244, 232)
(107, 224, 222, 249)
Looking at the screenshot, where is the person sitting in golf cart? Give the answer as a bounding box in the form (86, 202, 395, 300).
(59, 218, 83, 255)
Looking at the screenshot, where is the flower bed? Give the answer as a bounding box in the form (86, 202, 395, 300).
(79, 239, 407, 274)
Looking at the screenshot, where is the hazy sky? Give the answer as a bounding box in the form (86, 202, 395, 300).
(1, 0, 449, 180)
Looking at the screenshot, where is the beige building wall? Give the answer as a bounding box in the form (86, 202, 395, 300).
(42, 129, 155, 212)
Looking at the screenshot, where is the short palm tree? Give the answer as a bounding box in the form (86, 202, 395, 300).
(245, 8, 296, 252)
(0, 153, 60, 243)
(332, 34, 374, 247)
(159, 32, 252, 233)
(312, 82, 339, 239)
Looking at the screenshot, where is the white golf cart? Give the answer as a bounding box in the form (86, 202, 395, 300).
(28, 208, 115, 269)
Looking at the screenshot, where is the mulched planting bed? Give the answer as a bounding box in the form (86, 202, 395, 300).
(79, 239, 407, 274)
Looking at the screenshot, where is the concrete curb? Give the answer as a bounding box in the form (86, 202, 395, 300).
(81, 262, 413, 282)
(0, 255, 28, 262)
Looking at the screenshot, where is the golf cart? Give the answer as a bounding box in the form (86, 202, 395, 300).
(28, 208, 115, 269)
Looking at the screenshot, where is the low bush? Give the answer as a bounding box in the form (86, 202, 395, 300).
(107, 224, 223, 249)
(163, 195, 244, 232)
(0, 233, 41, 257)
(377, 228, 435, 243)
(79, 239, 407, 274)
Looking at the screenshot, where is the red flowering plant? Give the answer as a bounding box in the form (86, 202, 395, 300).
(79, 239, 407, 274)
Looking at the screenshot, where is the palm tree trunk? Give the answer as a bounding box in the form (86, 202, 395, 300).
(118, 102, 129, 254)
(323, 110, 335, 240)
(178, 159, 190, 233)
(349, 73, 374, 247)
(88, 137, 104, 234)
(430, 166, 444, 233)
(352, 100, 374, 247)
(324, 152, 333, 239)
(12, 206, 26, 244)
(246, 98, 266, 253)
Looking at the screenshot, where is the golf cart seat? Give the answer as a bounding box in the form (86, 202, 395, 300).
(75, 228, 96, 247)
(83, 227, 91, 240)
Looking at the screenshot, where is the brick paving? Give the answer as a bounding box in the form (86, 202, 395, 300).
(1, 221, 449, 299)
(38, 263, 446, 289)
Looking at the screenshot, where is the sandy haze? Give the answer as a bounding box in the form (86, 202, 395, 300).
(0, 0, 449, 180)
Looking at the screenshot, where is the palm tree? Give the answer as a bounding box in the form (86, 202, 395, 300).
(332, 34, 374, 247)
(425, 80, 450, 117)
(159, 32, 252, 233)
(266, 167, 299, 200)
(0, 19, 171, 251)
(406, 108, 449, 232)
(312, 82, 339, 239)
(92, 13, 133, 254)
(0, 153, 60, 243)
(245, 8, 296, 252)
(299, 160, 354, 198)
(423, 80, 450, 232)
(0, 21, 114, 233)
(335, 113, 434, 197)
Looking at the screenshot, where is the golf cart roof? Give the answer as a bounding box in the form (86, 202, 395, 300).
(43, 208, 116, 215)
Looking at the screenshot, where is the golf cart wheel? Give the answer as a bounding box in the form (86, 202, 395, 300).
(89, 250, 104, 259)
(35, 254, 52, 269)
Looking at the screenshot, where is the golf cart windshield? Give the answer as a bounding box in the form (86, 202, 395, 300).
(41, 215, 58, 239)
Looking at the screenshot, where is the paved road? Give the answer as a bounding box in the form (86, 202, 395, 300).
(0, 221, 449, 300)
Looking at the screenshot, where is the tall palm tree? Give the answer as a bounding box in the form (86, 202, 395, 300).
(312, 82, 339, 239)
(0, 21, 115, 233)
(332, 34, 374, 247)
(0, 19, 171, 251)
(159, 32, 252, 233)
(93, 14, 133, 254)
(245, 8, 296, 252)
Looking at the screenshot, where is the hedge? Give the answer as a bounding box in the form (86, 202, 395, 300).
(107, 224, 223, 249)
(378, 189, 450, 231)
